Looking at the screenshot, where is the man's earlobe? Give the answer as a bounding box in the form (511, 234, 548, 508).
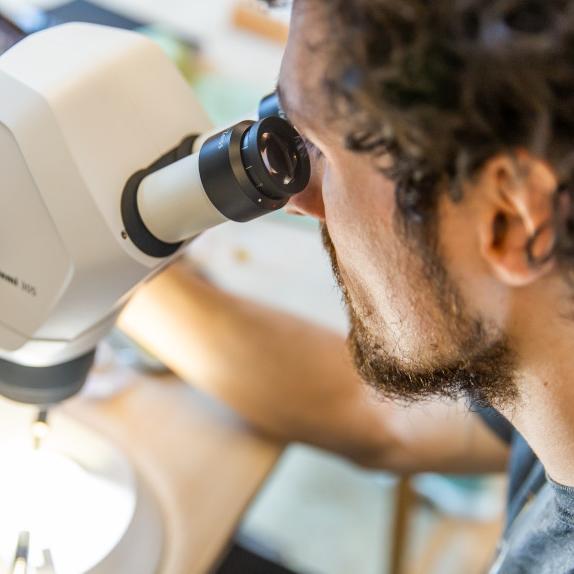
(477, 152, 558, 287)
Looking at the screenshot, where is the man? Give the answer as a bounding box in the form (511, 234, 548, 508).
(120, 1, 574, 571)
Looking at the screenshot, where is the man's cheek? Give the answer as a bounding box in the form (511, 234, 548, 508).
(323, 166, 363, 224)
(322, 178, 361, 258)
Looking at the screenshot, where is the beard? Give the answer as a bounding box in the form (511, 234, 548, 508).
(320, 222, 518, 409)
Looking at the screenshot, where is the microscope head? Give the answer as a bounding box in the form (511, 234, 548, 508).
(0, 23, 309, 404)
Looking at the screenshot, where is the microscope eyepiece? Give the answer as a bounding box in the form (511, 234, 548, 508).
(197, 116, 310, 222)
(239, 116, 309, 201)
(122, 109, 310, 258)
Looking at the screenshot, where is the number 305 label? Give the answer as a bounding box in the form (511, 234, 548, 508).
(21, 282, 37, 297)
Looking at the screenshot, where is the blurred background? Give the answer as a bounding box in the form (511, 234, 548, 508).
(0, 1, 507, 573)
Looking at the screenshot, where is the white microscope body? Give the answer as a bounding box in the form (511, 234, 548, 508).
(0, 23, 308, 403)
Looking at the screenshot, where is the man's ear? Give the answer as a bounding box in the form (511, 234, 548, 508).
(474, 151, 558, 287)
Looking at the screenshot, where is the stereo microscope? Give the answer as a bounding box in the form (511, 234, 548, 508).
(0, 22, 308, 406)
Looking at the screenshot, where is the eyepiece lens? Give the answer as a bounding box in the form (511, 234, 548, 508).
(260, 131, 299, 185)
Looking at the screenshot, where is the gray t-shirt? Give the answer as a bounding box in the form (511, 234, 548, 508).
(477, 407, 574, 573)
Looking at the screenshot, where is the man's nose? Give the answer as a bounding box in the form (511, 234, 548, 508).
(285, 174, 325, 220)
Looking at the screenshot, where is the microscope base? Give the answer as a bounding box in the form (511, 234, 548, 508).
(0, 404, 164, 574)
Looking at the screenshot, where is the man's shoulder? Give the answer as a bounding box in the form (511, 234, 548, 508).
(493, 480, 574, 574)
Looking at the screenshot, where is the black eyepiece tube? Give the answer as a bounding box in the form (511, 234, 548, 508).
(198, 116, 310, 222)
(259, 92, 287, 121)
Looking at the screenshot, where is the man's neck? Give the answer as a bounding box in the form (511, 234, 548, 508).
(502, 282, 574, 486)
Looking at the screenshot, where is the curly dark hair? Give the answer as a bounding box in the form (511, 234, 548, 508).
(264, 0, 574, 267)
